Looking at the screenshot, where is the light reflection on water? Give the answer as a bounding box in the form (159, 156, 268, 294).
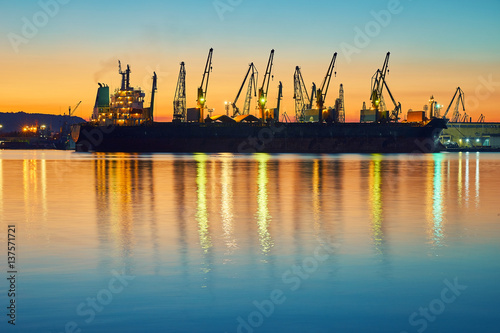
(1, 151, 499, 333)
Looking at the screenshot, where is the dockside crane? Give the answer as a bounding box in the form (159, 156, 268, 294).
(443, 87, 465, 122)
(173, 62, 186, 122)
(335, 84, 345, 123)
(197, 48, 213, 122)
(149, 72, 157, 122)
(275, 81, 283, 121)
(258, 49, 274, 120)
(68, 101, 82, 117)
(370, 52, 401, 122)
(231, 63, 258, 116)
(293, 66, 313, 122)
(316, 52, 337, 123)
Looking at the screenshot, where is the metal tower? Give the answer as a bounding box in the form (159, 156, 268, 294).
(173, 62, 186, 122)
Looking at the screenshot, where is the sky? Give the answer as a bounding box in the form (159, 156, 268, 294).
(0, 0, 499, 122)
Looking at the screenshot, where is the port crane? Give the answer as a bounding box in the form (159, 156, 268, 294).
(293, 66, 314, 122)
(68, 101, 81, 117)
(149, 72, 157, 122)
(477, 114, 485, 123)
(231, 63, 258, 116)
(258, 49, 274, 120)
(275, 81, 283, 121)
(335, 84, 345, 123)
(197, 48, 213, 122)
(443, 87, 465, 122)
(370, 52, 401, 122)
(316, 52, 337, 123)
(173, 62, 186, 122)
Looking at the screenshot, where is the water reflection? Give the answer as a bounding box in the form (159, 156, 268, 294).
(0, 159, 2, 217)
(475, 153, 480, 208)
(426, 154, 445, 247)
(457, 153, 462, 205)
(369, 155, 384, 253)
(195, 153, 212, 256)
(94, 154, 157, 273)
(220, 156, 237, 255)
(312, 159, 321, 231)
(255, 153, 273, 255)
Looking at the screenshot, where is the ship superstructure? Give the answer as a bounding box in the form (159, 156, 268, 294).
(91, 62, 157, 126)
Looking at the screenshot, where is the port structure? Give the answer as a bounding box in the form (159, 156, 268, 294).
(258, 50, 274, 120)
(231, 62, 258, 117)
(68, 101, 81, 117)
(316, 52, 337, 123)
(197, 48, 213, 123)
(334, 84, 345, 123)
(276, 81, 283, 121)
(370, 52, 401, 122)
(173, 62, 186, 122)
(443, 87, 466, 122)
(149, 72, 157, 122)
(293, 66, 314, 122)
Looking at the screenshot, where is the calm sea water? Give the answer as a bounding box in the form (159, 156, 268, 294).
(0, 150, 499, 333)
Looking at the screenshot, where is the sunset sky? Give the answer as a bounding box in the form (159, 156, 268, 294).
(0, 0, 499, 122)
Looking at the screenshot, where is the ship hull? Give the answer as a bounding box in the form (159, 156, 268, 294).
(73, 119, 447, 154)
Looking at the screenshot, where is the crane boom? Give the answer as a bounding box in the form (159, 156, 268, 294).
(232, 63, 258, 116)
(69, 101, 82, 117)
(149, 72, 157, 122)
(258, 49, 274, 120)
(443, 87, 465, 121)
(275, 81, 283, 121)
(197, 48, 213, 122)
(370, 52, 400, 122)
(316, 52, 337, 123)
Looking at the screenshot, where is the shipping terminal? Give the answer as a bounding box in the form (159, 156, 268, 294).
(72, 50, 450, 153)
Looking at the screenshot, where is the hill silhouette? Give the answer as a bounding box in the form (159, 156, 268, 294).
(0, 112, 86, 133)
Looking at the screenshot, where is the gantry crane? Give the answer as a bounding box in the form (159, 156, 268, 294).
(293, 66, 314, 122)
(231, 63, 258, 116)
(443, 87, 465, 122)
(173, 62, 186, 122)
(477, 114, 485, 123)
(68, 101, 81, 117)
(370, 52, 401, 122)
(316, 52, 337, 123)
(197, 48, 213, 122)
(258, 50, 274, 120)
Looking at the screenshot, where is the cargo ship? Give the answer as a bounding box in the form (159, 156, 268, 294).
(72, 51, 448, 154)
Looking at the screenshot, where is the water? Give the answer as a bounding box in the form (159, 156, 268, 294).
(1, 150, 499, 333)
